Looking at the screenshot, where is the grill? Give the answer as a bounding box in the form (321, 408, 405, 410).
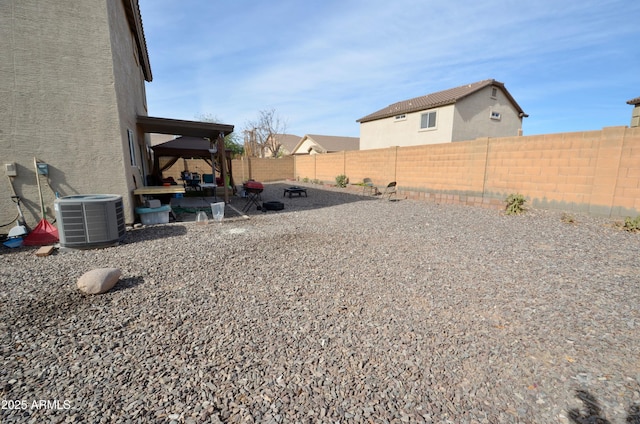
(242, 181, 264, 212)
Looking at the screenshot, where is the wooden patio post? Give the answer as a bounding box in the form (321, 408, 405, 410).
(218, 133, 230, 203)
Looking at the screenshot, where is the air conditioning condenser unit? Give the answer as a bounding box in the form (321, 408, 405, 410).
(54, 194, 126, 248)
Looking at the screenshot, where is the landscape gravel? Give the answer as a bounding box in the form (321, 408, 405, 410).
(1, 182, 639, 423)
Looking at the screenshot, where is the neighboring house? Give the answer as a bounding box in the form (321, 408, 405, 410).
(627, 97, 640, 127)
(0, 1, 233, 227)
(246, 133, 301, 157)
(290, 135, 360, 155)
(275, 134, 302, 156)
(356, 79, 527, 150)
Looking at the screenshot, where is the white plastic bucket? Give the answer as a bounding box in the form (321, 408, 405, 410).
(210, 202, 225, 222)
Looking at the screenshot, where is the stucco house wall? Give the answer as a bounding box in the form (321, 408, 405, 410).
(295, 138, 321, 154)
(0, 0, 150, 227)
(452, 85, 523, 141)
(109, 0, 152, 210)
(359, 105, 455, 149)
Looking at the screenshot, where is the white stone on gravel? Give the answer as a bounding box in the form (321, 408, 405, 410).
(76, 267, 122, 294)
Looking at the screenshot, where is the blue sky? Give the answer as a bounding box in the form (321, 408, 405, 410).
(139, 0, 640, 138)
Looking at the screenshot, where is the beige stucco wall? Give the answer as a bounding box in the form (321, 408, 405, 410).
(0, 0, 148, 229)
(359, 104, 455, 150)
(294, 137, 321, 154)
(452, 85, 523, 141)
(107, 0, 151, 221)
(631, 105, 640, 127)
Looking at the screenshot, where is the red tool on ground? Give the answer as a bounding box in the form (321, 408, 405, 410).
(23, 158, 59, 246)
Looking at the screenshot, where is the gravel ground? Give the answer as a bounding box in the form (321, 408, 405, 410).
(1, 182, 639, 423)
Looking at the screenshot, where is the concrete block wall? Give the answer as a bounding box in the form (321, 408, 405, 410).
(608, 127, 640, 216)
(291, 126, 640, 217)
(482, 126, 640, 216)
(231, 157, 294, 184)
(294, 155, 314, 181)
(344, 148, 397, 187)
(155, 156, 294, 189)
(396, 140, 488, 193)
(315, 152, 346, 184)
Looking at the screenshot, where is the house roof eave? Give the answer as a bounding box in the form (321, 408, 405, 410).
(627, 97, 640, 106)
(123, 0, 152, 82)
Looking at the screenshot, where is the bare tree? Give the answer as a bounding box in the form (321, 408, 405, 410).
(244, 109, 287, 158)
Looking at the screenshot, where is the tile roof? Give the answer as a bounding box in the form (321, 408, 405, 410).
(292, 134, 360, 154)
(275, 134, 301, 153)
(357, 79, 526, 123)
(627, 97, 640, 105)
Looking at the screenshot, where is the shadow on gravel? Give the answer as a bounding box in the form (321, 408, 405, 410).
(568, 389, 640, 424)
(5, 290, 92, 327)
(121, 224, 188, 244)
(169, 182, 387, 219)
(111, 275, 144, 292)
(4, 277, 144, 331)
(235, 182, 395, 216)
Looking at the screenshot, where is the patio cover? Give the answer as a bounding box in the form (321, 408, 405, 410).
(137, 116, 235, 202)
(152, 136, 217, 162)
(151, 136, 234, 176)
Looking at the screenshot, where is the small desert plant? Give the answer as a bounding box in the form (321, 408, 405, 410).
(561, 212, 576, 224)
(335, 174, 348, 188)
(312, 179, 322, 185)
(505, 193, 526, 215)
(623, 215, 640, 232)
(302, 177, 309, 183)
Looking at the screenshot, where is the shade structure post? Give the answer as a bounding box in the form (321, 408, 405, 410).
(209, 138, 217, 196)
(218, 133, 230, 203)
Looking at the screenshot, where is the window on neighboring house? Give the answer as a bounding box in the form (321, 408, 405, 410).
(420, 111, 437, 129)
(490, 111, 502, 120)
(491, 87, 498, 98)
(395, 114, 406, 121)
(128, 129, 137, 166)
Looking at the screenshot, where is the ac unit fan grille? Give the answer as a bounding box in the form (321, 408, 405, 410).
(59, 204, 87, 244)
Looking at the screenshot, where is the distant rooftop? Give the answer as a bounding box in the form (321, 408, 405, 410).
(357, 79, 526, 123)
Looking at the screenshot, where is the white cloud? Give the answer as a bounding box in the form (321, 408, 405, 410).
(140, 0, 640, 137)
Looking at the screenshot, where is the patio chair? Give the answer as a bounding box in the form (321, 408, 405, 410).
(201, 173, 215, 184)
(200, 174, 217, 199)
(381, 181, 397, 200)
(362, 178, 378, 196)
(188, 173, 201, 191)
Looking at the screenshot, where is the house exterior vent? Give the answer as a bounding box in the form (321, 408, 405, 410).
(54, 195, 126, 248)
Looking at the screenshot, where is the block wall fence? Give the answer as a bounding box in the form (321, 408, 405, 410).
(155, 156, 294, 187)
(176, 127, 640, 218)
(294, 126, 640, 217)
(231, 156, 294, 185)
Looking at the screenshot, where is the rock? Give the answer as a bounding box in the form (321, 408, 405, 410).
(77, 268, 121, 294)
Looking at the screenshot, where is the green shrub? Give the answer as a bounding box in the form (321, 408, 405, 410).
(302, 177, 309, 183)
(335, 174, 348, 188)
(623, 215, 640, 232)
(505, 193, 526, 215)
